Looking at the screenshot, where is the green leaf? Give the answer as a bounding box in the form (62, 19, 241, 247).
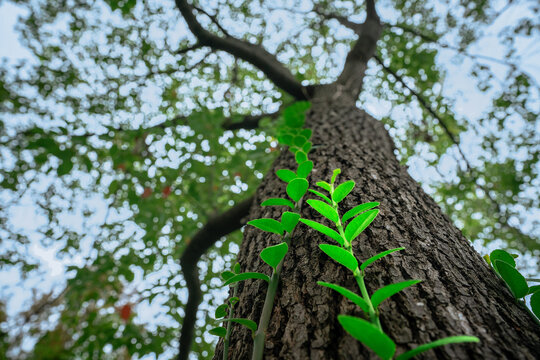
(295, 151, 308, 164)
(319, 244, 358, 272)
(361, 248, 405, 271)
(490, 249, 516, 273)
(299, 219, 344, 246)
(530, 291, 540, 319)
(371, 280, 421, 308)
(209, 327, 227, 338)
(300, 128, 312, 139)
(316, 181, 331, 192)
(396, 336, 480, 360)
(317, 281, 368, 313)
(302, 141, 312, 153)
(332, 180, 355, 203)
(528, 285, 540, 295)
(278, 134, 293, 146)
(338, 315, 396, 360)
(229, 297, 239, 306)
(297, 160, 313, 178)
(331, 168, 341, 184)
(281, 212, 300, 233)
(344, 209, 379, 242)
(261, 198, 294, 208)
(215, 304, 228, 319)
(221, 271, 235, 281)
(293, 135, 307, 147)
(308, 189, 332, 204)
(233, 263, 241, 274)
(276, 169, 297, 183)
(494, 260, 528, 298)
(247, 218, 284, 235)
(221, 318, 258, 332)
(342, 202, 380, 223)
(287, 178, 309, 202)
(223, 272, 270, 286)
(260, 242, 288, 269)
(307, 199, 339, 223)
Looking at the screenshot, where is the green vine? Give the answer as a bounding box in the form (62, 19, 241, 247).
(209, 102, 480, 359)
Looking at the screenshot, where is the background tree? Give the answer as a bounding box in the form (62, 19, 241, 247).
(0, 0, 538, 359)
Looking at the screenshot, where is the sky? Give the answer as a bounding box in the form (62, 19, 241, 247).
(0, 0, 538, 358)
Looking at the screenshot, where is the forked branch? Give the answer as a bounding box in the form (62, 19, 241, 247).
(177, 196, 254, 360)
(175, 0, 308, 100)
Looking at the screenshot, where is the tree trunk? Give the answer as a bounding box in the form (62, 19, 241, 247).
(214, 100, 540, 359)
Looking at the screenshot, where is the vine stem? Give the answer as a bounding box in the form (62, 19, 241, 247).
(251, 233, 290, 360)
(223, 285, 238, 360)
(332, 192, 382, 331)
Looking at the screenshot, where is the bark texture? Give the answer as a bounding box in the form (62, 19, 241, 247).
(214, 100, 540, 359)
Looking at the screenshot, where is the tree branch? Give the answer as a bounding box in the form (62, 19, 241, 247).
(222, 110, 281, 130)
(333, 0, 382, 98)
(177, 196, 253, 360)
(174, 0, 308, 100)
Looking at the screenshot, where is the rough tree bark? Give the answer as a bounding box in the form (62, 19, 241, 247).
(213, 98, 540, 359)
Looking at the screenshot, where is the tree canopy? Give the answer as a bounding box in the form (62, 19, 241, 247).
(0, 0, 538, 358)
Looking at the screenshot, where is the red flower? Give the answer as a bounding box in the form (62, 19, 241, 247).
(141, 187, 152, 198)
(120, 304, 131, 321)
(162, 186, 172, 198)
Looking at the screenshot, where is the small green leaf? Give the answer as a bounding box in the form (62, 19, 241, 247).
(281, 212, 300, 233)
(317, 281, 368, 313)
(371, 280, 421, 308)
(295, 151, 308, 164)
(287, 178, 309, 202)
(221, 318, 258, 332)
(297, 161, 313, 178)
(229, 297, 239, 306)
(483, 254, 491, 265)
(342, 202, 380, 223)
(223, 272, 270, 286)
(300, 128, 312, 139)
(361, 248, 405, 271)
(299, 219, 344, 246)
(332, 180, 355, 203)
(221, 271, 235, 281)
(530, 291, 540, 318)
(494, 260, 528, 298)
(331, 168, 341, 184)
(260, 242, 288, 269)
(308, 189, 332, 204)
(396, 336, 480, 360)
(276, 169, 297, 183)
(490, 249, 516, 273)
(209, 327, 227, 338)
(345, 209, 379, 242)
(278, 134, 293, 146)
(338, 315, 396, 360)
(215, 304, 228, 319)
(307, 199, 339, 223)
(233, 263, 241, 274)
(261, 198, 294, 208)
(319, 244, 358, 272)
(293, 135, 307, 147)
(316, 181, 331, 192)
(303, 142, 312, 153)
(248, 218, 284, 235)
(528, 285, 540, 295)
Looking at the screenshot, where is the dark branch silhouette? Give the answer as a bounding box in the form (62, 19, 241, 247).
(175, 0, 308, 100)
(177, 196, 253, 360)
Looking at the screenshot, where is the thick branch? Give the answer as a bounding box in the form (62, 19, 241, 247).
(334, 0, 382, 98)
(177, 196, 254, 360)
(175, 0, 308, 100)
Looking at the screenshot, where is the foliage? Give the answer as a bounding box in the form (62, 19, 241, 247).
(302, 168, 479, 359)
(0, 0, 538, 358)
